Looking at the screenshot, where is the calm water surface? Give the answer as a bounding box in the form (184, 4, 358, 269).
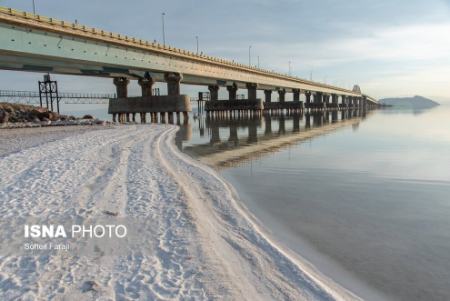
(66, 104, 450, 301)
(183, 106, 450, 301)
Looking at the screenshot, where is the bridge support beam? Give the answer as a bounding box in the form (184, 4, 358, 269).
(227, 83, 238, 100)
(208, 85, 220, 101)
(246, 83, 257, 100)
(264, 90, 272, 103)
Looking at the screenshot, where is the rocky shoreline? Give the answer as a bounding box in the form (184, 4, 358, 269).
(0, 102, 108, 128)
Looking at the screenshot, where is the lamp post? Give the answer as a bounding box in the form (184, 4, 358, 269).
(32, 0, 36, 14)
(161, 12, 166, 46)
(196, 35, 199, 54)
(289, 61, 292, 76)
(248, 45, 252, 66)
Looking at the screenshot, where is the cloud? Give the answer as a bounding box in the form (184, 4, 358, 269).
(0, 0, 449, 100)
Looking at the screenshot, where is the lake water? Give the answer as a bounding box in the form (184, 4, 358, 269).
(64, 103, 450, 301)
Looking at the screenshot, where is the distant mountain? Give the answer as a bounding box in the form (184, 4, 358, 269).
(379, 96, 440, 109)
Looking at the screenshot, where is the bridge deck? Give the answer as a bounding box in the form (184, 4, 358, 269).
(0, 6, 376, 101)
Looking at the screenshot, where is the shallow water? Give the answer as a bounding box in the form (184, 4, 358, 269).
(62, 104, 450, 301)
(180, 106, 450, 301)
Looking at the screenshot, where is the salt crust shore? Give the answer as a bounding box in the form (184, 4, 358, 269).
(0, 125, 361, 300)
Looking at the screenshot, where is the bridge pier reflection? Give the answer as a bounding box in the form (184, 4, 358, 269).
(264, 115, 273, 135)
(180, 108, 374, 168)
(229, 125, 239, 146)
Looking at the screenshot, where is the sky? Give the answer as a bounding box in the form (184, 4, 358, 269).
(0, 0, 450, 103)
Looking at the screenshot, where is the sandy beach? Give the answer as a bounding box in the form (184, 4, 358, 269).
(0, 125, 360, 300)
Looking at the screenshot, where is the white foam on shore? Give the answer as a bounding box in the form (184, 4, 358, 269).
(0, 124, 361, 300)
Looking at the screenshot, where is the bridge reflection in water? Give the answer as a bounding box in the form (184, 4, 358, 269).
(176, 109, 372, 168)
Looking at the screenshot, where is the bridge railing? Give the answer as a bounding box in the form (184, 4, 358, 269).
(0, 90, 115, 104)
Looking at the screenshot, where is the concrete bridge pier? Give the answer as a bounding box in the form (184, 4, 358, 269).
(292, 89, 304, 114)
(276, 89, 286, 114)
(265, 90, 272, 103)
(247, 83, 258, 100)
(166, 72, 185, 123)
(350, 97, 354, 109)
(109, 72, 191, 124)
(278, 89, 286, 103)
(113, 77, 130, 123)
(340, 95, 346, 110)
(138, 76, 154, 97)
(293, 89, 300, 102)
(305, 92, 312, 111)
(314, 92, 324, 111)
(362, 98, 368, 111)
(331, 110, 338, 122)
(208, 85, 220, 101)
(227, 83, 238, 100)
(331, 94, 339, 110)
(140, 112, 146, 123)
(160, 112, 166, 123)
(323, 94, 331, 110)
(165, 72, 182, 96)
(138, 75, 155, 123)
(206, 83, 262, 115)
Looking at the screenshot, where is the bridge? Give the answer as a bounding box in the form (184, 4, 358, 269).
(0, 7, 378, 123)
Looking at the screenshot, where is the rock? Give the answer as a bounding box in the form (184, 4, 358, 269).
(48, 112, 60, 121)
(81, 280, 98, 293)
(82, 114, 94, 119)
(0, 110, 9, 123)
(95, 120, 106, 125)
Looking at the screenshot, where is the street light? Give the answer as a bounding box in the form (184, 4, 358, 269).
(196, 35, 199, 54)
(32, 0, 36, 14)
(248, 45, 252, 66)
(161, 12, 166, 46)
(257, 56, 260, 68)
(289, 61, 292, 76)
